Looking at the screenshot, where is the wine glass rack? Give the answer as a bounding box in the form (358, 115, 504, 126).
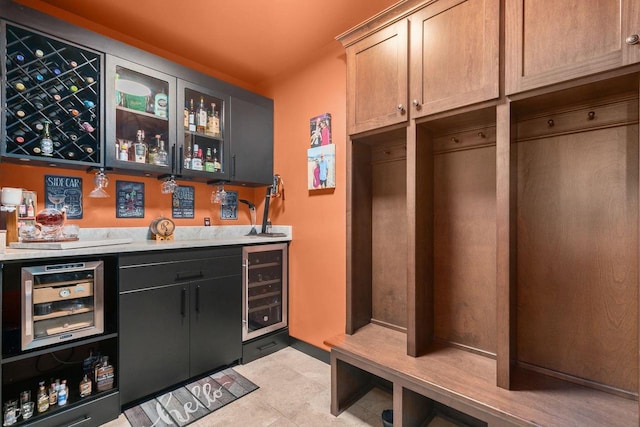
(3, 23, 101, 164)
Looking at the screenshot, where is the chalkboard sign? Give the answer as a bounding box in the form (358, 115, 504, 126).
(221, 190, 238, 220)
(172, 186, 195, 219)
(116, 181, 144, 218)
(44, 175, 83, 219)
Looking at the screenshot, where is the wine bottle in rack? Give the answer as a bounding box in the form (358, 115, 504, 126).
(31, 120, 45, 133)
(40, 121, 54, 157)
(13, 52, 25, 65)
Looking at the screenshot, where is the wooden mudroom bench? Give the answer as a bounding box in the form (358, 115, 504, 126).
(324, 324, 637, 427)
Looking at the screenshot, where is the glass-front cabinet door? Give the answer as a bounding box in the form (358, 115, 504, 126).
(177, 79, 229, 181)
(3, 23, 102, 166)
(104, 55, 176, 175)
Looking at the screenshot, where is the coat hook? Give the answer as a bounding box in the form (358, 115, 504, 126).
(477, 131, 486, 138)
(451, 137, 459, 143)
(547, 119, 555, 127)
(587, 111, 596, 120)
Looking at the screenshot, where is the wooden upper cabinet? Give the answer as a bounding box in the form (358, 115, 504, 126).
(345, 20, 409, 135)
(506, 0, 640, 94)
(409, 0, 500, 118)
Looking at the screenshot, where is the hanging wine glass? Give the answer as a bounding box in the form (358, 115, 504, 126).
(161, 175, 178, 194)
(89, 168, 110, 198)
(211, 183, 227, 204)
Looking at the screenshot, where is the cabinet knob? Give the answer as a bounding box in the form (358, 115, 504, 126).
(397, 104, 405, 114)
(412, 99, 422, 110)
(626, 34, 640, 45)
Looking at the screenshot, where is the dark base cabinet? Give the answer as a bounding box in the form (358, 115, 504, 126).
(118, 247, 242, 406)
(25, 392, 120, 427)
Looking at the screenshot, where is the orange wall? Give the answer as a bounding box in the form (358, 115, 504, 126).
(259, 44, 347, 350)
(0, 163, 261, 227)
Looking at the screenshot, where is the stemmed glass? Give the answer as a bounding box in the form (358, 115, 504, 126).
(211, 183, 227, 204)
(47, 192, 66, 209)
(161, 175, 178, 194)
(89, 168, 110, 198)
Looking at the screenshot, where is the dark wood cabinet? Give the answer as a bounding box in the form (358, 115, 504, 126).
(229, 96, 274, 186)
(118, 247, 242, 405)
(119, 283, 190, 405)
(505, 0, 640, 94)
(342, 19, 409, 135)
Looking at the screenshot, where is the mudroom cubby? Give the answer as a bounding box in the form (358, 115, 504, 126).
(506, 76, 639, 400)
(347, 128, 408, 335)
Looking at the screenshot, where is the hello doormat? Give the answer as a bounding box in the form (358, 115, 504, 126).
(124, 368, 259, 427)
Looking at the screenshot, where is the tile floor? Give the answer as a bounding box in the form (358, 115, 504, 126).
(102, 346, 457, 427)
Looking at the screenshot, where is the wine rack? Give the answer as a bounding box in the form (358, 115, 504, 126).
(3, 23, 101, 164)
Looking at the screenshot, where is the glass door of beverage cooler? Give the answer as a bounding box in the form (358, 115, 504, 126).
(177, 79, 230, 181)
(242, 243, 288, 341)
(104, 55, 177, 174)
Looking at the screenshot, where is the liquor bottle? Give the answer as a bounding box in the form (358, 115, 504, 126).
(18, 197, 27, 218)
(133, 129, 147, 163)
(204, 147, 214, 172)
(57, 380, 68, 406)
(156, 139, 168, 166)
(37, 383, 49, 413)
(188, 99, 196, 132)
(196, 96, 207, 133)
(48, 383, 57, 406)
(119, 140, 129, 161)
(27, 198, 35, 217)
(184, 103, 189, 129)
(95, 356, 115, 392)
(207, 103, 220, 137)
(213, 148, 221, 171)
(184, 141, 192, 169)
(40, 121, 54, 156)
(79, 374, 92, 398)
(191, 143, 202, 170)
(154, 88, 168, 118)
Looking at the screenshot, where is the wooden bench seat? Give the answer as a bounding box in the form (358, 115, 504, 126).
(324, 324, 638, 426)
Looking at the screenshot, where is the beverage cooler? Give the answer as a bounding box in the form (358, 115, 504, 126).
(242, 243, 287, 341)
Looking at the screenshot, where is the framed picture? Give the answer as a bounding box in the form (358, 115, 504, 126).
(310, 113, 331, 147)
(44, 175, 83, 219)
(116, 181, 144, 218)
(172, 186, 195, 219)
(308, 144, 336, 190)
(221, 190, 238, 220)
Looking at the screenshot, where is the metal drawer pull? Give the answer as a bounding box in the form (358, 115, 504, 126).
(626, 34, 639, 45)
(258, 341, 277, 351)
(65, 416, 92, 427)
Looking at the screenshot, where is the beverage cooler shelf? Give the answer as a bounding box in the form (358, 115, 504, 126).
(248, 278, 281, 289)
(4, 23, 101, 164)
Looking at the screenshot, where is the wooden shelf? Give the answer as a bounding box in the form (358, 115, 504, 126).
(325, 324, 638, 427)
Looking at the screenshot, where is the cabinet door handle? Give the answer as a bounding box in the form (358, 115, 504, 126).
(397, 104, 405, 113)
(232, 154, 237, 179)
(171, 143, 177, 171)
(195, 285, 200, 313)
(412, 99, 422, 110)
(626, 34, 640, 45)
(181, 288, 187, 317)
(178, 146, 184, 174)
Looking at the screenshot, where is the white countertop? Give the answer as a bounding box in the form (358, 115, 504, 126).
(0, 225, 291, 261)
